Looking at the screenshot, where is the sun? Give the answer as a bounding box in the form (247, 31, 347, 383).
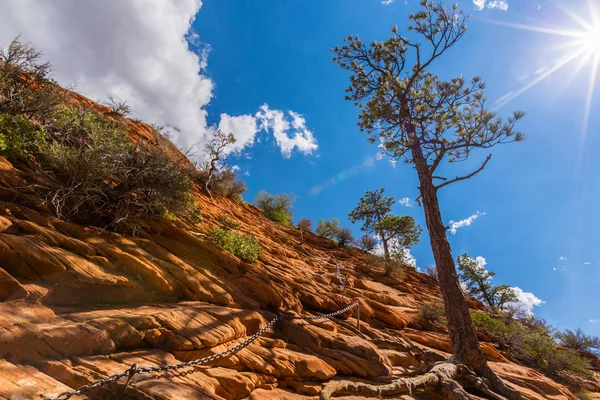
(582, 26, 600, 56)
(483, 3, 600, 149)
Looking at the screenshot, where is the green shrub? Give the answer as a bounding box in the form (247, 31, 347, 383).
(297, 218, 313, 232)
(0, 113, 47, 160)
(556, 329, 600, 352)
(315, 218, 340, 240)
(189, 205, 202, 223)
(210, 227, 263, 263)
(36, 108, 191, 234)
(255, 190, 295, 225)
(219, 215, 240, 230)
(471, 310, 592, 376)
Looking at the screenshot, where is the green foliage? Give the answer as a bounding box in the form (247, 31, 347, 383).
(457, 254, 517, 310)
(335, 227, 354, 247)
(0, 113, 47, 160)
(556, 329, 600, 353)
(255, 190, 295, 225)
(0, 38, 64, 121)
(575, 391, 594, 400)
(210, 227, 263, 264)
(297, 217, 313, 232)
(36, 108, 191, 233)
(189, 206, 202, 223)
(471, 310, 592, 376)
(356, 234, 377, 252)
(316, 218, 341, 240)
(349, 188, 421, 258)
(332, 4, 524, 168)
(219, 215, 240, 230)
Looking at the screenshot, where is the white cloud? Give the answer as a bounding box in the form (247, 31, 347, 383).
(559, 256, 568, 261)
(256, 104, 318, 158)
(590, 319, 600, 324)
(381, 0, 394, 5)
(399, 197, 413, 207)
(449, 211, 485, 235)
(370, 239, 417, 268)
(0, 1, 318, 162)
(230, 165, 240, 172)
(218, 113, 258, 154)
(583, 261, 591, 265)
(506, 287, 544, 315)
(487, 1, 508, 10)
(473, 0, 508, 11)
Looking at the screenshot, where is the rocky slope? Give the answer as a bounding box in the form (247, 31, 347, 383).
(0, 93, 598, 400)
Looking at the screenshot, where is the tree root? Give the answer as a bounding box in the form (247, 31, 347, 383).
(320, 362, 526, 400)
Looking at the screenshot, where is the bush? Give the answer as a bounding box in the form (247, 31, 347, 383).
(255, 191, 295, 225)
(297, 218, 313, 232)
(0, 113, 47, 160)
(316, 218, 340, 240)
(104, 95, 131, 116)
(471, 310, 592, 376)
(36, 108, 191, 234)
(556, 329, 600, 353)
(0, 38, 64, 121)
(418, 302, 445, 326)
(219, 215, 240, 230)
(189, 206, 202, 223)
(210, 227, 263, 263)
(195, 167, 247, 199)
(365, 253, 405, 278)
(336, 227, 354, 247)
(356, 234, 377, 252)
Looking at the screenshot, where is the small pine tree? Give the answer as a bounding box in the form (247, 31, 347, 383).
(456, 254, 517, 311)
(255, 191, 295, 225)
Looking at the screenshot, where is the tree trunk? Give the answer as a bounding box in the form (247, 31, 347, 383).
(410, 144, 488, 373)
(380, 230, 390, 259)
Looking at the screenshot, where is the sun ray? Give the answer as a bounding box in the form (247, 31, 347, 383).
(555, 1, 594, 31)
(580, 53, 600, 150)
(495, 49, 585, 109)
(479, 18, 586, 38)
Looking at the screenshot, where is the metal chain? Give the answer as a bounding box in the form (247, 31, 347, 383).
(280, 301, 358, 321)
(45, 302, 359, 400)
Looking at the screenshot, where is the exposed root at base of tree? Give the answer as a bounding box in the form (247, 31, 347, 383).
(320, 362, 528, 400)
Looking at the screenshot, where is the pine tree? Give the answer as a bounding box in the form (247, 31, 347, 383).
(333, 1, 525, 398)
(457, 254, 517, 311)
(348, 188, 421, 259)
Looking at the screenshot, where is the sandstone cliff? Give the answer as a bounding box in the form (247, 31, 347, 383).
(0, 92, 598, 400)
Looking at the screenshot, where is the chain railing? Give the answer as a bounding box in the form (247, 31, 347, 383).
(45, 301, 359, 400)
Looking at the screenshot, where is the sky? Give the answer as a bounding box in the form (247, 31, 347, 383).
(1, 0, 599, 335)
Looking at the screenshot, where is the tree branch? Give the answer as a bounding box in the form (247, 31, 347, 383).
(435, 154, 492, 191)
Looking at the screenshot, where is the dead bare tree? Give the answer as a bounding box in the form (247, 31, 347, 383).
(201, 129, 236, 198)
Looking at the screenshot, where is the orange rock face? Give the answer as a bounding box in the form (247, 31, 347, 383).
(0, 93, 598, 399)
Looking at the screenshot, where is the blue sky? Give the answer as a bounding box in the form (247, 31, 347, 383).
(1, 0, 598, 334)
(194, 0, 600, 334)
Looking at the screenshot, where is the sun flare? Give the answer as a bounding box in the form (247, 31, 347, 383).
(582, 26, 600, 56)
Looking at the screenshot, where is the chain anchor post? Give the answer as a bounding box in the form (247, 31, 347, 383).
(122, 363, 139, 394)
(356, 300, 361, 332)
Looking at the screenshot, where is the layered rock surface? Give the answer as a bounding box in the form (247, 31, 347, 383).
(0, 96, 598, 399)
